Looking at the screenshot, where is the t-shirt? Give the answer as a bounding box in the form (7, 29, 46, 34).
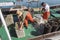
(43, 4, 50, 12)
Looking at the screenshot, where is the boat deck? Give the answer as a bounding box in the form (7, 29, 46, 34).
(0, 8, 60, 40)
(0, 24, 35, 40)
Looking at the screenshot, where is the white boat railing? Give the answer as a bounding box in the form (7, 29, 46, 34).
(0, 9, 12, 40)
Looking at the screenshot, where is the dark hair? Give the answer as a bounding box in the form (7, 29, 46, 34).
(41, 2, 45, 6)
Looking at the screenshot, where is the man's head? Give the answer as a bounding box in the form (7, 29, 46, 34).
(16, 10, 22, 16)
(41, 2, 46, 7)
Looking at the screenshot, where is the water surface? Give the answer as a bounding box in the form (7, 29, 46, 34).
(0, 0, 60, 8)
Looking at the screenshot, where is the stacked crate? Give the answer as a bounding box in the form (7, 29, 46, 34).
(4, 14, 14, 27)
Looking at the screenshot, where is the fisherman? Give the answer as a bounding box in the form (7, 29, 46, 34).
(41, 2, 50, 23)
(24, 9, 35, 29)
(16, 9, 35, 29)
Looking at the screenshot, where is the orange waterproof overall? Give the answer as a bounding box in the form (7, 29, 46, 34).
(43, 12, 50, 20)
(24, 12, 34, 27)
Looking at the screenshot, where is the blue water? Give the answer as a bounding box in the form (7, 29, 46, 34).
(0, 0, 60, 8)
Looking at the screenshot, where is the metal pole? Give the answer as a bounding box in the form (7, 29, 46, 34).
(0, 9, 12, 40)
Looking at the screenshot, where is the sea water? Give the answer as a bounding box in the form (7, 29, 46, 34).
(0, 0, 60, 8)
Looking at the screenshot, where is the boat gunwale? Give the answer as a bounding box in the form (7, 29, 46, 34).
(28, 31, 60, 40)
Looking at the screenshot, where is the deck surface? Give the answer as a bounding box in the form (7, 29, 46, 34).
(0, 24, 36, 40)
(0, 9, 60, 40)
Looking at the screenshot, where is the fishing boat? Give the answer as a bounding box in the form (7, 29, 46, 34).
(0, 1, 60, 40)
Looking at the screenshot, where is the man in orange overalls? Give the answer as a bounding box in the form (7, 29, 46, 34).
(17, 9, 34, 29)
(24, 9, 34, 29)
(41, 2, 50, 23)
